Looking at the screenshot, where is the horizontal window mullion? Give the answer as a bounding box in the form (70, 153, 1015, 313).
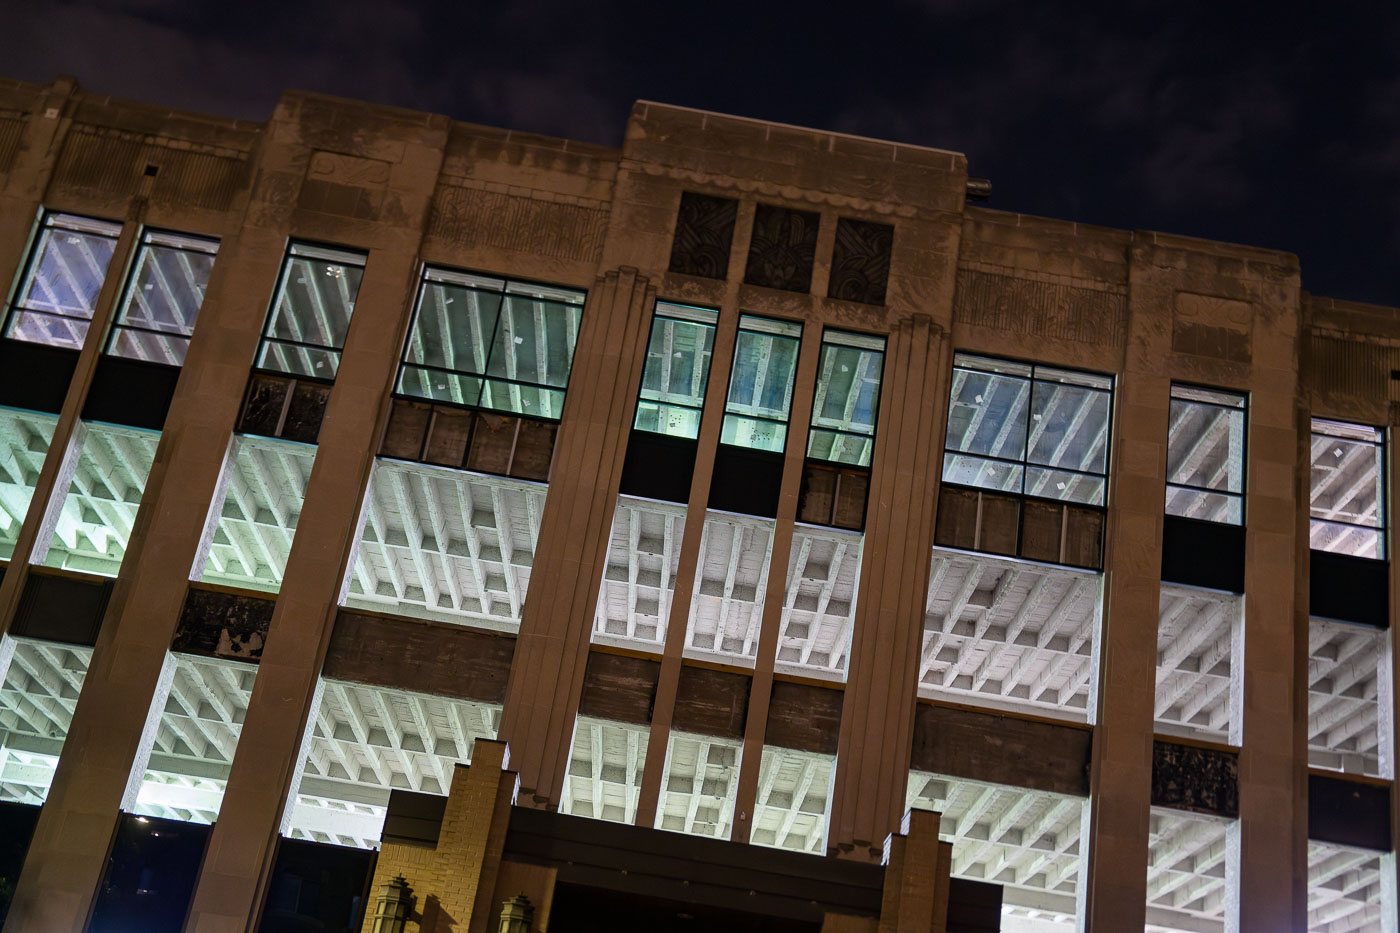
(111, 322, 194, 340)
(1168, 480, 1244, 497)
(10, 304, 95, 323)
(261, 335, 341, 353)
(402, 361, 566, 395)
(1310, 515, 1385, 532)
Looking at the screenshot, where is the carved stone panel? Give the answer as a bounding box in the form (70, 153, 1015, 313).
(828, 218, 894, 305)
(171, 586, 276, 661)
(1172, 293, 1252, 364)
(744, 203, 819, 293)
(297, 150, 391, 221)
(668, 192, 738, 279)
(1151, 740, 1239, 818)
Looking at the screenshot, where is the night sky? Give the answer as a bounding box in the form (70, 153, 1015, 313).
(5, 1, 1397, 307)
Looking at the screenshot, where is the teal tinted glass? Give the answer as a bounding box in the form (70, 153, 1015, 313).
(634, 303, 718, 440)
(721, 316, 801, 453)
(806, 331, 885, 467)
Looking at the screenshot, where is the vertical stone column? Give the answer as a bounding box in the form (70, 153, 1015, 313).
(1079, 243, 1171, 930)
(0, 77, 77, 293)
(1385, 405, 1400, 932)
(877, 809, 950, 933)
(498, 268, 656, 805)
(828, 315, 949, 859)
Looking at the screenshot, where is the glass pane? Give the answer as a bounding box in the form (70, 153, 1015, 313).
(1025, 466, 1106, 505)
(196, 435, 317, 593)
(636, 312, 716, 439)
(720, 415, 787, 452)
(261, 250, 364, 378)
(684, 514, 775, 665)
(0, 408, 59, 560)
(655, 732, 742, 840)
(806, 428, 875, 468)
(1166, 486, 1243, 524)
(108, 328, 191, 366)
(751, 747, 833, 854)
(593, 496, 686, 652)
(256, 340, 342, 380)
(1155, 586, 1241, 744)
(1310, 424, 1383, 542)
(1027, 380, 1110, 476)
(485, 294, 581, 390)
(9, 215, 121, 348)
(725, 323, 800, 427)
(1307, 618, 1388, 777)
(113, 235, 218, 338)
(404, 279, 502, 385)
(945, 366, 1029, 461)
(558, 716, 649, 825)
(42, 423, 160, 577)
(1310, 519, 1383, 560)
(134, 654, 255, 823)
(1167, 395, 1245, 496)
(810, 342, 882, 438)
(0, 638, 92, 804)
(941, 453, 1024, 494)
(286, 680, 500, 849)
(477, 378, 565, 420)
(395, 365, 482, 406)
(343, 459, 546, 633)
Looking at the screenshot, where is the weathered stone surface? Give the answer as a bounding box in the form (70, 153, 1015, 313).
(1151, 740, 1239, 818)
(829, 218, 894, 306)
(668, 191, 738, 279)
(171, 586, 276, 661)
(744, 203, 819, 293)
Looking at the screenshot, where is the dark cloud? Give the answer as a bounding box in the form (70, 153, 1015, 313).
(1, 0, 1397, 305)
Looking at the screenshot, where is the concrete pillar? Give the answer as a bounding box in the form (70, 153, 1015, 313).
(829, 316, 949, 859)
(877, 808, 949, 933)
(498, 268, 656, 805)
(0, 77, 77, 298)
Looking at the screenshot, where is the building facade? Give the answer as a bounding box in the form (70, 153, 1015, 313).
(0, 74, 1393, 932)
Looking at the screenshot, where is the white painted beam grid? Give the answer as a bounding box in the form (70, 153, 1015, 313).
(1143, 808, 1230, 933)
(750, 746, 834, 854)
(0, 638, 92, 803)
(343, 458, 546, 633)
(1154, 586, 1240, 744)
(43, 423, 160, 577)
(1307, 618, 1389, 778)
(0, 408, 58, 561)
(592, 496, 686, 653)
(655, 731, 742, 839)
(559, 716, 649, 825)
(683, 513, 775, 667)
(198, 435, 318, 593)
(907, 770, 1082, 929)
(918, 549, 1099, 720)
(775, 525, 864, 681)
(1306, 841, 1385, 933)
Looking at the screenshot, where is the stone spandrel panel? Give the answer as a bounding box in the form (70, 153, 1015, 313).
(744, 203, 819, 293)
(1172, 292, 1252, 364)
(428, 179, 610, 265)
(1151, 739, 1239, 819)
(668, 192, 738, 280)
(952, 267, 1127, 348)
(828, 217, 894, 306)
(51, 123, 251, 211)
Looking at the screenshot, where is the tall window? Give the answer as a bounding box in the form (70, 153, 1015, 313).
(634, 302, 718, 439)
(256, 243, 365, 380)
(6, 213, 122, 349)
(106, 230, 219, 366)
(806, 330, 884, 467)
(398, 268, 584, 419)
(720, 315, 801, 452)
(1310, 418, 1385, 558)
(943, 354, 1112, 505)
(1166, 385, 1246, 524)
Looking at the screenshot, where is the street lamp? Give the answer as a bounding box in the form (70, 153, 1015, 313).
(498, 894, 534, 933)
(370, 874, 414, 933)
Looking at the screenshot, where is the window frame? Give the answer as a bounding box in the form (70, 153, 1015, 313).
(805, 327, 887, 469)
(1309, 416, 1387, 560)
(941, 351, 1115, 509)
(631, 300, 720, 441)
(394, 265, 586, 421)
(719, 313, 803, 454)
(103, 227, 220, 366)
(253, 240, 368, 383)
(1164, 382, 1249, 526)
(4, 211, 124, 350)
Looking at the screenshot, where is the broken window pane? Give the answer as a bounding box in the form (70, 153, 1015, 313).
(343, 458, 545, 633)
(38, 422, 160, 577)
(559, 715, 649, 825)
(6, 213, 122, 350)
(107, 230, 219, 366)
(1155, 586, 1242, 744)
(634, 303, 717, 440)
(592, 496, 686, 652)
(284, 679, 501, 849)
(1166, 386, 1246, 524)
(195, 434, 318, 593)
(1310, 419, 1385, 558)
(683, 513, 775, 667)
(256, 243, 365, 380)
(0, 638, 91, 803)
(1307, 618, 1389, 778)
(654, 731, 742, 840)
(920, 550, 1100, 723)
(397, 269, 584, 420)
(0, 408, 59, 561)
(775, 525, 864, 682)
(720, 316, 801, 453)
(133, 654, 257, 824)
(908, 771, 1085, 928)
(750, 746, 833, 854)
(806, 330, 884, 467)
(944, 354, 1112, 506)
